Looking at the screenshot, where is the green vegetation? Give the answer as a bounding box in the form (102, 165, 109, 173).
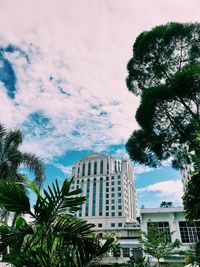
(140, 223, 180, 267)
(126, 22, 200, 168)
(0, 178, 115, 266)
(0, 124, 45, 222)
(0, 124, 45, 186)
(160, 201, 173, 208)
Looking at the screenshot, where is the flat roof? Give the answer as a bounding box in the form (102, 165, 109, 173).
(140, 207, 184, 214)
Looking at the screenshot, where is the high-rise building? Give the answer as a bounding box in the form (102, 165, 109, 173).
(71, 153, 141, 263)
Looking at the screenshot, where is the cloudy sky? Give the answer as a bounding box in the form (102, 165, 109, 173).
(0, 0, 199, 207)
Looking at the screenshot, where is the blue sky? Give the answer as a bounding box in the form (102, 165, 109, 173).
(0, 0, 199, 207)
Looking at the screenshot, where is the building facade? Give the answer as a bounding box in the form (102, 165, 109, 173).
(140, 207, 200, 262)
(71, 153, 141, 263)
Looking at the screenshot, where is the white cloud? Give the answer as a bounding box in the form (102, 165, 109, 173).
(53, 163, 72, 176)
(134, 165, 157, 174)
(0, 0, 199, 161)
(138, 180, 183, 205)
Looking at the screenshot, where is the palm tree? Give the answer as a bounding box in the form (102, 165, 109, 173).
(0, 124, 45, 186)
(160, 201, 173, 208)
(0, 178, 115, 267)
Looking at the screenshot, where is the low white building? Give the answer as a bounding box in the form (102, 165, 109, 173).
(140, 207, 200, 262)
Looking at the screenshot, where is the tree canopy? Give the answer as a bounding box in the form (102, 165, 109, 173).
(160, 201, 173, 208)
(126, 22, 200, 168)
(0, 124, 45, 186)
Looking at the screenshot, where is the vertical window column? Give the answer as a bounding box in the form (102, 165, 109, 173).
(85, 179, 90, 216)
(88, 162, 91, 176)
(82, 163, 85, 177)
(100, 160, 103, 174)
(114, 160, 117, 173)
(94, 162, 97, 175)
(79, 180, 84, 217)
(99, 178, 103, 216)
(92, 178, 97, 216)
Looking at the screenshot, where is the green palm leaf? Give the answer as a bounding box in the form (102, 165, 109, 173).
(0, 180, 31, 213)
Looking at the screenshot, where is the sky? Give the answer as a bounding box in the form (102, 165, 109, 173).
(0, 0, 199, 207)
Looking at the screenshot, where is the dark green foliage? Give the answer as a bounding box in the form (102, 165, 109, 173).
(126, 256, 149, 267)
(127, 22, 200, 95)
(184, 241, 200, 266)
(141, 223, 181, 267)
(0, 124, 45, 186)
(183, 133, 200, 220)
(0, 178, 115, 267)
(126, 22, 200, 167)
(160, 201, 173, 208)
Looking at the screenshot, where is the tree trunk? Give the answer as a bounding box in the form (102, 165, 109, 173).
(157, 258, 161, 267)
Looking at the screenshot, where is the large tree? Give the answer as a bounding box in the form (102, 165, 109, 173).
(0, 178, 115, 267)
(0, 124, 45, 186)
(126, 22, 200, 167)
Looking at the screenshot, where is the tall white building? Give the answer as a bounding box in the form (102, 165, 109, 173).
(71, 153, 141, 263)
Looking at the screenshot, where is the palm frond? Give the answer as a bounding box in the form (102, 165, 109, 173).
(21, 152, 45, 187)
(0, 180, 31, 213)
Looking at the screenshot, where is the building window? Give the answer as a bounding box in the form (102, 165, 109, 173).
(112, 206, 115, 210)
(79, 179, 84, 217)
(107, 161, 109, 174)
(118, 205, 122, 210)
(92, 178, 96, 216)
(88, 162, 91, 175)
(106, 176, 109, 181)
(111, 181, 115, 186)
(111, 223, 115, 227)
(118, 212, 122, 216)
(99, 178, 103, 216)
(118, 161, 120, 172)
(106, 200, 109, 204)
(100, 160, 103, 174)
(111, 187, 115, 192)
(106, 212, 109, 216)
(77, 180, 79, 184)
(106, 193, 109, 198)
(111, 176, 114, 180)
(76, 185, 79, 189)
(118, 181, 121, 185)
(118, 187, 121, 191)
(118, 223, 122, 227)
(82, 164, 85, 176)
(111, 193, 115, 198)
(111, 212, 115, 216)
(122, 248, 130, 257)
(179, 221, 200, 243)
(118, 199, 122, 203)
(147, 222, 171, 242)
(106, 188, 109, 192)
(98, 223, 102, 228)
(118, 175, 121, 179)
(94, 162, 97, 175)
(114, 160, 117, 172)
(106, 182, 109, 186)
(118, 193, 121, 197)
(106, 206, 109, 211)
(111, 199, 115, 204)
(85, 179, 90, 216)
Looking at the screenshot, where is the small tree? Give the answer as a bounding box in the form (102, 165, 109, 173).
(141, 223, 180, 266)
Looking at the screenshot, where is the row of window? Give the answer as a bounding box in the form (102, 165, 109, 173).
(147, 221, 200, 244)
(97, 223, 123, 228)
(78, 160, 122, 177)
